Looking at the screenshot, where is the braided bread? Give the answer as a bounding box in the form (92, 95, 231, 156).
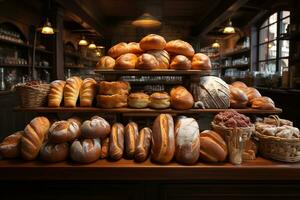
(79, 78, 97, 107)
(64, 76, 82, 107)
(48, 80, 66, 107)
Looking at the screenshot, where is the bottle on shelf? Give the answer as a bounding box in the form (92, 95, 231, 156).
(0, 68, 6, 91)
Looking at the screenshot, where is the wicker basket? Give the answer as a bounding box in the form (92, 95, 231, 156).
(14, 83, 50, 108)
(255, 131, 300, 163)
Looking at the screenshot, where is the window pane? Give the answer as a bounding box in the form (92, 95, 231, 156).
(259, 27, 269, 43)
(279, 40, 289, 57)
(266, 60, 277, 74)
(268, 41, 277, 59)
(259, 61, 266, 72)
(281, 11, 290, 19)
(280, 17, 290, 35)
(269, 13, 278, 24)
(259, 44, 268, 61)
(279, 59, 289, 74)
(261, 19, 268, 28)
(269, 23, 277, 40)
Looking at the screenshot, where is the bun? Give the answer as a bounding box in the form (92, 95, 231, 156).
(96, 56, 115, 69)
(64, 76, 83, 107)
(231, 81, 247, 89)
(191, 53, 212, 70)
(139, 34, 166, 51)
(21, 117, 50, 160)
(170, 55, 192, 70)
(165, 40, 195, 57)
(98, 81, 130, 95)
(199, 130, 228, 162)
(70, 138, 101, 163)
(147, 50, 170, 69)
(48, 120, 81, 143)
(124, 122, 139, 159)
(115, 53, 138, 70)
(67, 116, 82, 127)
(245, 87, 261, 102)
(151, 114, 175, 163)
(0, 131, 24, 158)
(100, 137, 109, 159)
(175, 117, 200, 164)
(40, 142, 69, 162)
(108, 42, 129, 58)
(128, 42, 143, 54)
(109, 123, 124, 160)
(251, 96, 275, 110)
(229, 85, 248, 108)
(136, 53, 159, 70)
(135, 127, 152, 162)
(48, 80, 66, 107)
(80, 116, 111, 139)
(149, 92, 171, 109)
(128, 92, 150, 108)
(170, 86, 194, 110)
(79, 78, 97, 107)
(96, 94, 128, 108)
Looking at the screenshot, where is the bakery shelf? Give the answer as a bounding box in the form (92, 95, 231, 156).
(13, 107, 282, 114)
(0, 157, 299, 181)
(0, 64, 30, 68)
(94, 69, 211, 76)
(0, 38, 31, 48)
(220, 48, 250, 58)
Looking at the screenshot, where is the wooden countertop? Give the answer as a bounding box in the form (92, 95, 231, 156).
(0, 157, 299, 181)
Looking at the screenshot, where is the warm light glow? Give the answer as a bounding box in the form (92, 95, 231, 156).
(41, 19, 54, 35)
(212, 41, 220, 48)
(132, 13, 161, 28)
(79, 36, 88, 46)
(96, 51, 101, 56)
(223, 19, 235, 34)
(97, 46, 105, 49)
(88, 42, 96, 49)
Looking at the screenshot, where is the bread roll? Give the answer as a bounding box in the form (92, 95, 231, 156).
(245, 87, 261, 102)
(199, 130, 228, 162)
(170, 55, 192, 70)
(128, 42, 143, 54)
(70, 138, 101, 163)
(136, 53, 159, 70)
(96, 94, 128, 108)
(170, 86, 194, 110)
(135, 127, 152, 162)
(165, 40, 195, 57)
(109, 123, 124, 160)
(139, 34, 166, 50)
(115, 53, 138, 70)
(229, 85, 248, 108)
(0, 131, 23, 158)
(147, 50, 170, 69)
(48, 120, 81, 143)
(231, 81, 247, 89)
(64, 76, 83, 107)
(79, 78, 97, 107)
(251, 96, 275, 110)
(80, 116, 111, 139)
(67, 116, 82, 127)
(108, 42, 130, 58)
(151, 114, 175, 163)
(191, 53, 212, 70)
(40, 142, 69, 162)
(128, 92, 150, 108)
(100, 137, 109, 159)
(48, 80, 66, 107)
(98, 81, 130, 95)
(124, 122, 139, 159)
(21, 117, 50, 160)
(96, 56, 115, 69)
(149, 92, 171, 109)
(175, 117, 200, 164)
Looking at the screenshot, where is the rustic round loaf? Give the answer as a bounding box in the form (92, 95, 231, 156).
(165, 40, 195, 57)
(147, 50, 170, 69)
(139, 34, 166, 51)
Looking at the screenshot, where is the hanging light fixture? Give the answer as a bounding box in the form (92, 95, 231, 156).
(223, 18, 235, 34)
(212, 40, 221, 48)
(41, 18, 54, 35)
(132, 13, 161, 28)
(88, 41, 96, 49)
(79, 36, 88, 46)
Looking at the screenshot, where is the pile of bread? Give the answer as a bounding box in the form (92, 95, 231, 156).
(0, 114, 230, 164)
(96, 34, 212, 70)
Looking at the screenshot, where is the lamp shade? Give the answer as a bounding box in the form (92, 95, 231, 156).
(88, 42, 96, 49)
(212, 41, 220, 48)
(41, 19, 54, 35)
(132, 13, 161, 28)
(223, 20, 235, 34)
(79, 36, 88, 46)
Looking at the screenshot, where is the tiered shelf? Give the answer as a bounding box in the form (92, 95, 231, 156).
(94, 69, 211, 76)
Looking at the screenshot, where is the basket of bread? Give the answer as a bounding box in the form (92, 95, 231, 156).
(255, 115, 300, 162)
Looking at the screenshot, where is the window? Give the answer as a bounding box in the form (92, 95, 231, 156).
(258, 11, 290, 74)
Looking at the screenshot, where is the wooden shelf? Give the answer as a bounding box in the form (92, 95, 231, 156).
(221, 48, 250, 57)
(0, 64, 30, 68)
(35, 66, 52, 69)
(65, 66, 95, 70)
(124, 80, 182, 85)
(219, 64, 250, 70)
(94, 69, 211, 76)
(0, 157, 299, 181)
(0, 38, 31, 48)
(14, 107, 282, 114)
(36, 48, 53, 54)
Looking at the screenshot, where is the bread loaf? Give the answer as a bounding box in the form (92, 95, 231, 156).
(165, 40, 195, 57)
(136, 53, 159, 70)
(109, 123, 124, 160)
(70, 138, 101, 163)
(139, 34, 166, 51)
(124, 122, 139, 159)
(48, 120, 81, 143)
(79, 78, 97, 107)
(151, 114, 175, 163)
(147, 50, 170, 69)
(251, 96, 275, 110)
(48, 80, 66, 107)
(80, 116, 111, 139)
(96, 56, 115, 69)
(149, 92, 171, 109)
(64, 76, 82, 107)
(98, 81, 130, 95)
(96, 94, 128, 108)
(0, 131, 24, 158)
(229, 85, 248, 108)
(170, 86, 194, 110)
(40, 142, 69, 162)
(108, 42, 130, 58)
(128, 42, 143, 55)
(170, 55, 192, 70)
(100, 137, 109, 159)
(128, 92, 150, 108)
(21, 117, 50, 160)
(191, 53, 212, 70)
(245, 87, 261, 102)
(115, 53, 138, 70)
(231, 81, 247, 89)
(175, 117, 200, 164)
(135, 127, 152, 162)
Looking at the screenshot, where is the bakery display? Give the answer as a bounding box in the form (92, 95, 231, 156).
(64, 76, 83, 107)
(128, 92, 150, 108)
(135, 127, 152, 162)
(100, 137, 109, 159)
(251, 96, 275, 110)
(40, 142, 69, 162)
(124, 122, 139, 159)
(199, 130, 228, 162)
(170, 55, 192, 70)
(81, 116, 111, 139)
(170, 86, 194, 110)
(151, 114, 175, 163)
(128, 42, 143, 55)
(175, 117, 200, 164)
(97, 94, 128, 108)
(139, 34, 166, 51)
(191, 53, 212, 70)
(149, 92, 171, 109)
(98, 81, 130, 95)
(48, 120, 81, 143)
(231, 81, 248, 89)
(115, 53, 138, 70)
(79, 78, 97, 107)
(108, 42, 130, 58)
(0, 131, 23, 158)
(229, 85, 248, 108)
(48, 80, 66, 107)
(147, 50, 170, 69)
(244, 87, 261, 102)
(109, 123, 125, 160)
(70, 138, 101, 163)
(165, 39, 195, 57)
(96, 56, 116, 69)
(136, 53, 159, 70)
